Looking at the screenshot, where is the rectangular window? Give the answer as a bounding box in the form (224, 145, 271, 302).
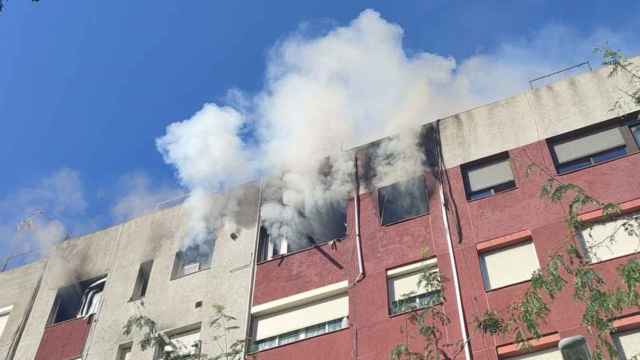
(547, 119, 640, 174)
(378, 176, 428, 225)
(462, 153, 515, 200)
(171, 240, 213, 280)
(0, 305, 12, 338)
(130, 260, 153, 301)
(252, 294, 348, 351)
(157, 327, 201, 359)
(48, 276, 106, 324)
(387, 260, 441, 315)
(504, 347, 562, 360)
(613, 328, 640, 360)
(579, 212, 640, 263)
(480, 241, 540, 291)
(116, 343, 132, 360)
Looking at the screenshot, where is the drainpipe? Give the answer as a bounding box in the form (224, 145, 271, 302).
(243, 180, 264, 357)
(439, 184, 472, 360)
(353, 154, 364, 284)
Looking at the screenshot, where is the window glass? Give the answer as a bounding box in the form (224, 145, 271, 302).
(480, 241, 540, 290)
(378, 176, 428, 225)
(579, 212, 640, 263)
(172, 239, 214, 279)
(631, 124, 640, 146)
(252, 294, 348, 351)
(550, 126, 627, 173)
(462, 154, 515, 200)
(613, 328, 640, 360)
(387, 261, 441, 315)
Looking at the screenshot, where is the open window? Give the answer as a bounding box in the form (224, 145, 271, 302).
(547, 114, 640, 174)
(461, 152, 516, 200)
(257, 204, 347, 262)
(155, 325, 201, 359)
(378, 176, 428, 226)
(171, 239, 213, 280)
(48, 276, 106, 325)
(130, 260, 153, 301)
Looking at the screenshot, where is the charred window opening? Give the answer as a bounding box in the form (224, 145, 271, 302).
(378, 176, 428, 226)
(130, 260, 153, 301)
(171, 239, 213, 280)
(258, 204, 347, 262)
(48, 276, 106, 325)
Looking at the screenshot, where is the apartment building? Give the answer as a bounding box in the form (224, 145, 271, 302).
(0, 60, 639, 360)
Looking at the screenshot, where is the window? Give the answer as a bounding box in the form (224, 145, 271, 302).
(251, 293, 348, 351)
(0, 305, 12, 338)
(257, 202, 347, 262)
(613, 328, 640, 360)
(157, 327, 201, 359)
(130, 260, 153, 301)
(378, 176, 428, 225)
(116, 343, 132, 360)
(48, 276, 106, 324)
(632, 124, 640, 147)
(504, 347, 562, 360)
(171, 240, 213, 279)
(387, 259, 441, 315)
(480, 241, 540, 290)
(462, 153, 515, 200)
(579, 212, 640, 263)
(548, 120, 640, 174)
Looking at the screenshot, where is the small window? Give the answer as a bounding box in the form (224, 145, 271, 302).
(613, 328, 640, 360)
(171, 240, 213, 280)
(378, 176, 428, 225)
(578, 212, 640, 263)
(0, 305, 12, 338)
(461, 153, 515, 200)
(130, 260, 153, 301)
(251, 294, 348, 352)
(548, 124, 632, 174)
(480, 241, 540, 291)
(116, 343, 132, 360)
(156, 327, 201, 359)
(504, 347, 562, 360)
(387, 260, 441, 315)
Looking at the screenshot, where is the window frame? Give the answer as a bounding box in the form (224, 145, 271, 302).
(130, 260, 153, 301)
(0, 305, 13, 339)
(170, 239, 214, 280)
(154, 324, 202, 360)
(547, 114, 640, 175)
(386, 260, 442, 316)
(377, 175, 429, 226)
(612, 327, 640, 360)
(116, 342, 133, 360)
(461, 152, 516, 201)
(479, 239, 541, 291)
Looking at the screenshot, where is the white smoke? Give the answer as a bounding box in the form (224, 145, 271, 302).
(157, 9, 630, 248)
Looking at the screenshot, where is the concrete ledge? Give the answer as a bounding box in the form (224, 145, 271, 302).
(476, 230, 532, 253)
(251, 280, 349, 316)
(387, 258, 437, 277)
(579, 198, 640, 222)
(613, 313, 640, 332)
(496, 333, 560, 357)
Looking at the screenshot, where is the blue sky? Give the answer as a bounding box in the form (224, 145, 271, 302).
(0, 0, 639, 261)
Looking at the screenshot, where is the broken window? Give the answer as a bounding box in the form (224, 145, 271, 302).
(48, 276, 106, 324)
(171, 239, 213, 280)
(130, 260, 153, 301)
(378, 176, 428, 225)
(257, 203, 347, 262)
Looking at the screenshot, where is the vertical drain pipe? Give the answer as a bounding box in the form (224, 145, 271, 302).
(439, 184, 471, 360)
(353, 154, 364, 283)
(243, 180, 264, 357)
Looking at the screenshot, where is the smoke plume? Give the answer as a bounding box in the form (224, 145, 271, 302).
(157, 9, 626, 249)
